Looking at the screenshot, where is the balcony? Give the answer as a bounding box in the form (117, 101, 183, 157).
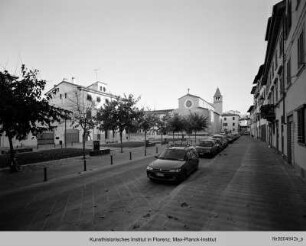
(260, 104, 275, 122)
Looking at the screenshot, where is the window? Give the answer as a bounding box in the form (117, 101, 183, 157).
(224, 117, 227, 121)
(60, 94, 62, 99)
(103, 87, 106, 92)
(87, 94, 92, 101)
(232, 117, 235, 120)
(280, 71, 284, 95)
(100, 86, 102, 91)
(298, 30, 305, 69)
(64, 93, 67, 98)
(287, 58, 291, 86)
(97, 96, 101, 102)
(105, 99, 109, 104)
(297, 105, 306, 144)
(233, 123, 235, 126)
(223, 123, 228, 126)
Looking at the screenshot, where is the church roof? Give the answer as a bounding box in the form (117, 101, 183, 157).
(214, 87, 221, 97)
(178, 93, 201, 100)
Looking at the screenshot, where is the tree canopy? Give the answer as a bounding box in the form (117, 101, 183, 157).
(97, 94, 142, 152)
(0, 65, 66, 171)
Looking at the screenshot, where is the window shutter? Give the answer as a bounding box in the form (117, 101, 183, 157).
(297, 107, 305, 143)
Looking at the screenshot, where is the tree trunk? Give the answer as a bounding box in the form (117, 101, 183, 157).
(82, 130, 86, 160)
(144, 131, 147, 156)
(8, 133, 20, 172)
(194, 131, 197, 145)
(120, 131, 123, 153)
(172, 131, 175, 145)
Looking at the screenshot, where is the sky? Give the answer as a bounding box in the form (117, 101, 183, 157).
(0, 0, 281, 114)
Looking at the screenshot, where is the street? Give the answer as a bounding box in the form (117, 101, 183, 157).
(0, 136, 306, 231)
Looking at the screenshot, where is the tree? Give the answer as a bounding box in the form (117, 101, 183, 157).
(97, 94, 141, 153)
(155, 114, 169, 144)
(0, 65, 66, 172)
(139, 110, 158, 155)
(60, 86, 97, 169)
(167, 113, 184, 143)
(182, 116, 193, 141)
(96, 98, 118, 141)
(187, 113, 208, 143)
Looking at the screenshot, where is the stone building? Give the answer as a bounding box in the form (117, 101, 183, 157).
(248, 0, 306, 180)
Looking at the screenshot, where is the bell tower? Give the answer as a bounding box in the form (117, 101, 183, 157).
(213, 87, 223, 115)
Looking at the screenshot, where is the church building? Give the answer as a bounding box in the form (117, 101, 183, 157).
(153, 88, 223, 135)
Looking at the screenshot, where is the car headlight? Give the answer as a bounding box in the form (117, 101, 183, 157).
(146, 166, 153, 171)
(169, 168, 181, 172)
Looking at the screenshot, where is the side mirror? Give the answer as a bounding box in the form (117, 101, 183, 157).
(155, 155, 159, 159)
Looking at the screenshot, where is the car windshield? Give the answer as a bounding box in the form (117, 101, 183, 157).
(199, 141, 213, 147)
(158, 149, 186, 161)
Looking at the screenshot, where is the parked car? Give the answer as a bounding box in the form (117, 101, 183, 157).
(212, 134, 228, 149)
(224, 134, 235, 143)
(195, 139, 219, 158)
(146, 146, 199, 183)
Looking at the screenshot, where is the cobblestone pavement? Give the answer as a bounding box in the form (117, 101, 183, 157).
(0, 137, 306, 231)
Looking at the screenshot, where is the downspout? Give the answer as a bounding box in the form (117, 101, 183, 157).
(282, 12, 286, 125)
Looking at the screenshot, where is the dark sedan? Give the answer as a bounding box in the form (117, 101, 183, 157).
(146, 146, 199, 183)
(195, 139, 219, 157)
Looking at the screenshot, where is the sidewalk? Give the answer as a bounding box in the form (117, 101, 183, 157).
(0, 144, 166, 195)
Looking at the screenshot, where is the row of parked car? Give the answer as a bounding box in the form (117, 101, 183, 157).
(195, 133, 241, 158)
(146, 133, 241, 183)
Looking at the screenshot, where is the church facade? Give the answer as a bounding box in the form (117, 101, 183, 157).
(154, 88, 223, 135)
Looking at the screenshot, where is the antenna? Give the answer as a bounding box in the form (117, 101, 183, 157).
(94, 68, 100, 81)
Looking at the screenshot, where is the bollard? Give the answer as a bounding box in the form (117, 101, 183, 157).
(83, 159, 87, 171)
(156, 146, 158, 154)
(130, 152, 132, 160)
(44, 167, 47, 182)
(110, 155, 113, 165)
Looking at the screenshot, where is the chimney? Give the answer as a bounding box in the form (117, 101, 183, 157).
(72, 77, 75, 83)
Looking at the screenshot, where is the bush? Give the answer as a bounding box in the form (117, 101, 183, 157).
(0, 148, 90, 167)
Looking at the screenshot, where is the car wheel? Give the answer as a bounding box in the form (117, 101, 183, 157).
(180, 170, 188, 182)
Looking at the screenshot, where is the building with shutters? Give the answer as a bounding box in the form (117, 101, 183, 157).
(0, 78, 118, 148)
(221, 111, 240, 134)
(248, 0, 306, 180)
(45, 78, 118, 146)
